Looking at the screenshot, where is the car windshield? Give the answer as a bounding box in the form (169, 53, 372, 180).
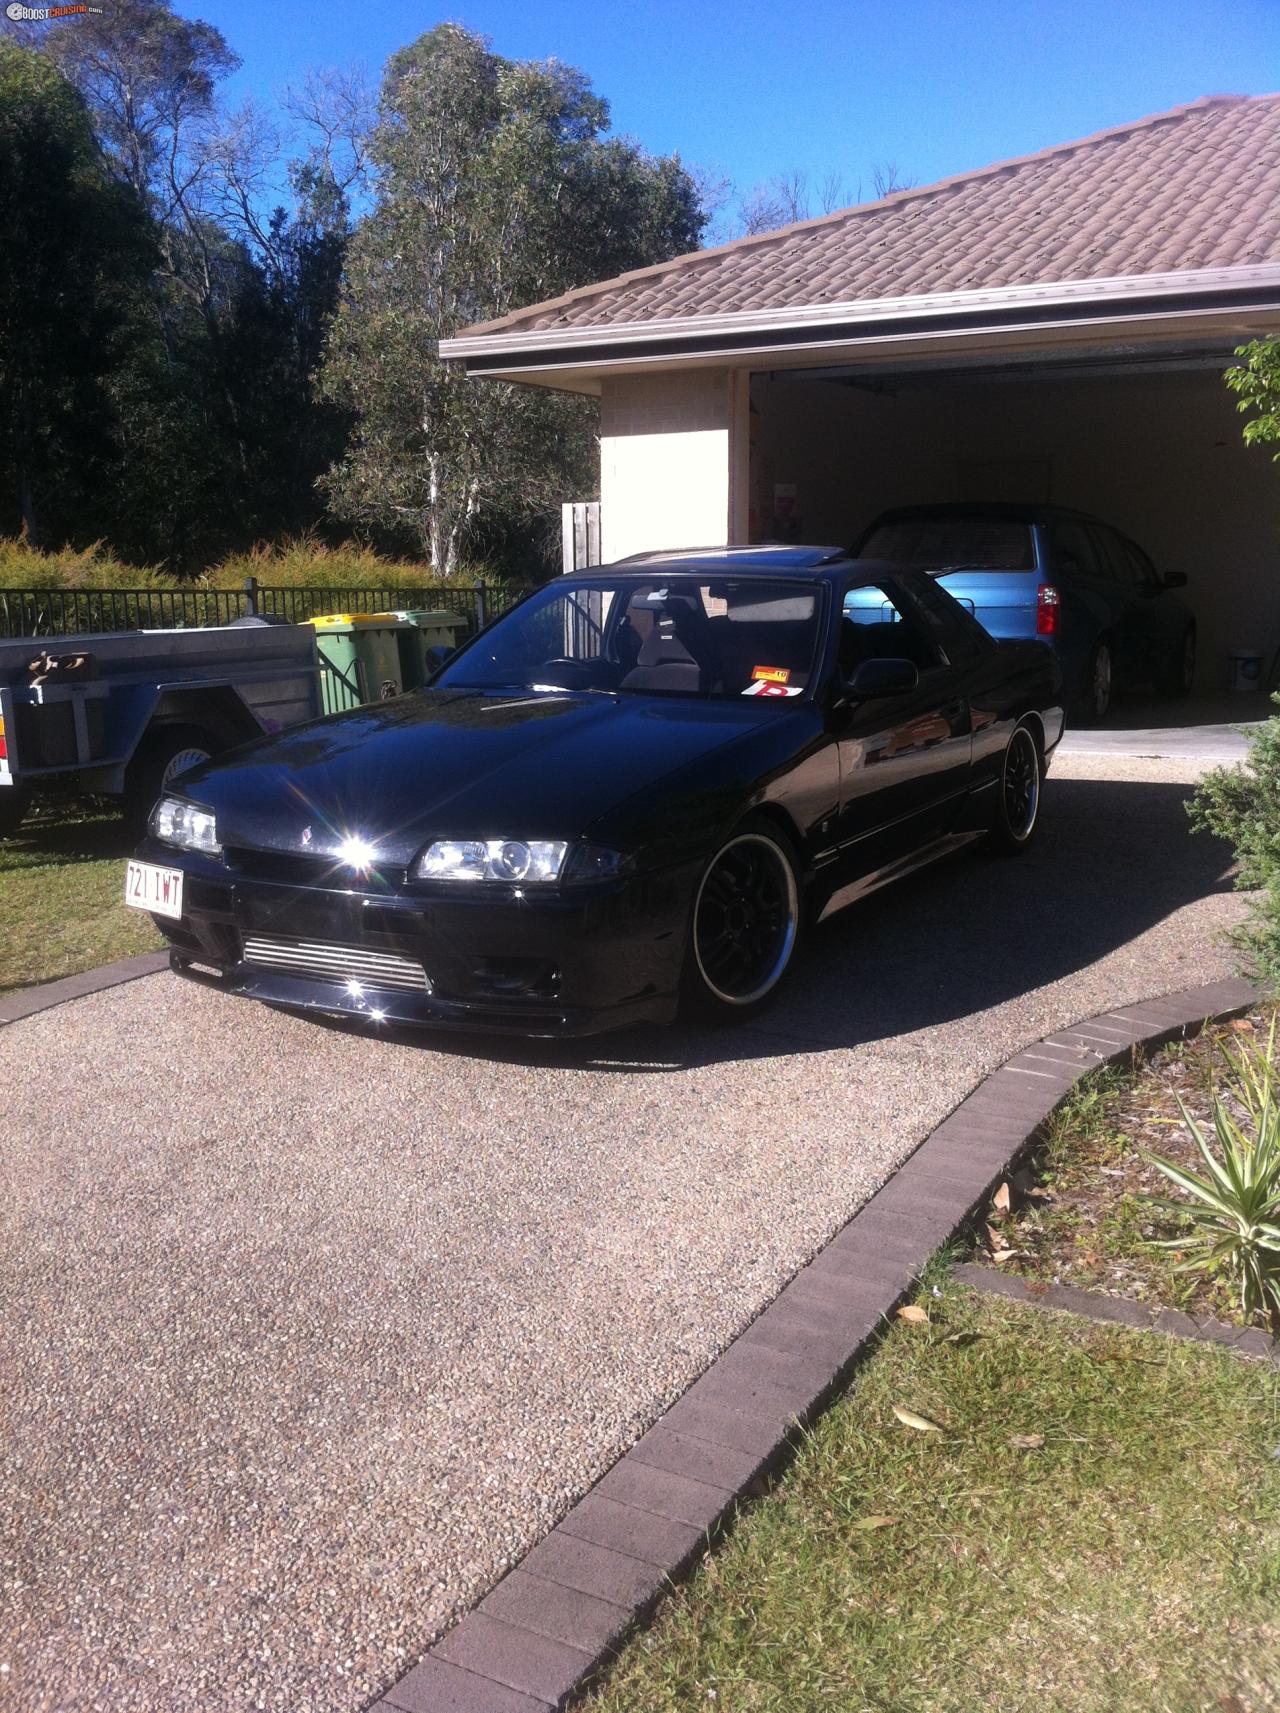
(436, 576, 824, 702)
(862, 517, 1035, 572)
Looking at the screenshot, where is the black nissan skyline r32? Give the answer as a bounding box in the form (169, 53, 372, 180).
(128, 547, 1064, 1036)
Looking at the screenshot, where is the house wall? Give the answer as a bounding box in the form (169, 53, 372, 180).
(751, 366, 1280, 681)
(599, 371, 749, 561)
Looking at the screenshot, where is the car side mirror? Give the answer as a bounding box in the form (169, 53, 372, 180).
(846, 657, 919, 698)
(1161, 571, 1188, 589)
(424, 643, 455, 678)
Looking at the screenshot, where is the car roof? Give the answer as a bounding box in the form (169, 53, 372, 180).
(559, 548, 931, 594)
(863, 501, 1105, 527)
(569, 545, 852, 578)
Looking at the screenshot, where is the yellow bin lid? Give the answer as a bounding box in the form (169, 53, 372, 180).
(303, 612, 401, 628)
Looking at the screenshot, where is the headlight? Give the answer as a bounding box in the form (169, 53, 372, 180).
(412, 839, 630, 885)
(151, 795, 221, 856)
(416, 838, 568, 883)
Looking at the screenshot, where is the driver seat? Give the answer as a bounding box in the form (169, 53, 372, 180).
(620, 596, 706, 693)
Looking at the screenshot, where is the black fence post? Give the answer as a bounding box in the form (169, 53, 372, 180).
(474, 585, 487, 631)
(243, 575, 259, 618)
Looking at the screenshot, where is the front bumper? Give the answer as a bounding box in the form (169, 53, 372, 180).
(137, 840, 695, 1037)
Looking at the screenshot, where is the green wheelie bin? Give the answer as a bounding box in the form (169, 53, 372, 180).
(304, 613, 414, 714)
(375, 609, 470, 689)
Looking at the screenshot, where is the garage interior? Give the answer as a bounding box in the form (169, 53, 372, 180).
(749, 347, 1280, 694)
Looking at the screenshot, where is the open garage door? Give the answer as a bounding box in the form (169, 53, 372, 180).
(749, 350, 1280, 699)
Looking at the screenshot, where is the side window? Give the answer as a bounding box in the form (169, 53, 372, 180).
(1052, 521, 1101, 580)
(899, 575, 989, 664)
(842, 581, 947, 675)
(1119, 537, 1158, 588)
(1088, 526, 1123, 582)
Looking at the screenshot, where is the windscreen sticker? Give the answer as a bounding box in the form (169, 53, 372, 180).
(742, 679, 803, 698)
(751, 665, 791, 685)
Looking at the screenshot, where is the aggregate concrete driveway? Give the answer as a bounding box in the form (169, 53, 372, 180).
(0, 753, 1249, 1713)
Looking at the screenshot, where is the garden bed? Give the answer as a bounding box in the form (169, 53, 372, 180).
(970, 1005, 1279, 1330)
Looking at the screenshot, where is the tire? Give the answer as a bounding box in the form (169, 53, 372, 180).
(1159, 624, 1196, 699)
(989, 721, 1043, 855)
(124, 724, 218, 834)
(682, 816, 803, 1023)
(0, 782, 30, 839)
(1077, 637, 1113, 722)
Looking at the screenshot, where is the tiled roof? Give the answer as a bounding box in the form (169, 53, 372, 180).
(460, 96, 1280, 340)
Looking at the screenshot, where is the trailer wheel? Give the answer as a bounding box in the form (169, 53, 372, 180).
(125, 725, 219, 834)
(0, 782, 30, 839)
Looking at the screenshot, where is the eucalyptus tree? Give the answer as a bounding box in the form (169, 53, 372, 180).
(319, 24, 706, 577)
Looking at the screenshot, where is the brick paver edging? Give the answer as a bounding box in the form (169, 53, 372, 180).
(951, 1260, 1279, 1361)
(0, 949, 169, 1027)
(368, 973, 1265, 1713)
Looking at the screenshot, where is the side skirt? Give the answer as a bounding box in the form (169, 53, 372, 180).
(816, 830, 987, 924)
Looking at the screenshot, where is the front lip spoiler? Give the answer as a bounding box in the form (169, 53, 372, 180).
(168, 952, 678, 1039)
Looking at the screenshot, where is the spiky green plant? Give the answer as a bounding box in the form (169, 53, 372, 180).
(1144, 1018, 1280, 1334)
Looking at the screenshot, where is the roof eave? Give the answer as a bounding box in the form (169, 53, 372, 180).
(440, 263, 1280, 384)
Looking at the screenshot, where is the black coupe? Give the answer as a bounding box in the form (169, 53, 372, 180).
(128, 547, 1064, 1036)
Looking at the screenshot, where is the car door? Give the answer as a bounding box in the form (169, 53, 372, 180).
(832, 575, 973, 879)
(1087, 524, 1148, 684)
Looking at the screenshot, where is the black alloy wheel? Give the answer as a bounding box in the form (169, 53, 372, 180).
(991, 723, 1042, 854)
(686, 821, 801, 1019)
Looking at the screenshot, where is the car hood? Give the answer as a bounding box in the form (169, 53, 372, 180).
(176, 688, 795, 864)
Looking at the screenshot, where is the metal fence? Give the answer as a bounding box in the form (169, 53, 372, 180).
(0, 578, 528, 641)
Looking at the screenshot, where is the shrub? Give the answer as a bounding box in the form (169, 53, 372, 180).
(1189, 697, 1280, 987)
(1145, 1017, 1280, 1333)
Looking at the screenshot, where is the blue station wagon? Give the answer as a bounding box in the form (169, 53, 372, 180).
(853, 503, 1196, 720)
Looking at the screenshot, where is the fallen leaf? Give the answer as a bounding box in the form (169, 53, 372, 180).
(1009, 1433, 1045, 1450)
(852, 1514, 898, 1530)
(986, 1224, 1010, 1252)
(993, 1182, 1012, 1215)
(1026, 1186, 1053, 1201)
(897, 1305, 930, 1324)
(942, 1330, 984, 1346)
(1230, 1018, 1255, 1033)
(892, 1404, 943, 1434)
(991, 1248, 1027, 1264)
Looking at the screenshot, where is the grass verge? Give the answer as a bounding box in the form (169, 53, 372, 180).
(0, 804, 159, 993)
(588, 1283, 1280, 1713)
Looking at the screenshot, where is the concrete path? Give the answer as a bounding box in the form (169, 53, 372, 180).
(0, 753, 1249, 1713)
(1059, 692, 1269, 763)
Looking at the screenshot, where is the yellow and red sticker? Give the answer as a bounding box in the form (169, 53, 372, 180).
(751, 665, 790, 685)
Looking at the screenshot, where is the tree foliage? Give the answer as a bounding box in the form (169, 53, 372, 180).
(1225, 339, 1280, 462)
(318, 25, 706, 576)
(0, 40, 156, 546)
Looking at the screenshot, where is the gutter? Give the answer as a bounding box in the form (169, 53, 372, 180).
(439, 263, 1280, 375)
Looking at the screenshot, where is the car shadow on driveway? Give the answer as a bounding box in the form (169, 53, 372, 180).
(351, 775, 1238, 1074)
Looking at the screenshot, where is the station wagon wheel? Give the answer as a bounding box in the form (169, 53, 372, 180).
(685, 820, 802, 1021)
(990, 722, 1043, 854)
(1083, 639, 1113, 721)
(1160, 624, 1196, 699)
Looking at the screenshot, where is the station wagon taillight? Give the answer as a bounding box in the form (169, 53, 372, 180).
(0, 715, 6, 760)
(1036, 584, 1060, 636)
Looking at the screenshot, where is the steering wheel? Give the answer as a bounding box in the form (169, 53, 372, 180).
(535, 657, 593, 686)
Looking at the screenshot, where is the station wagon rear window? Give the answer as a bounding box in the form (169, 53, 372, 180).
(861, 517, 1035, 573)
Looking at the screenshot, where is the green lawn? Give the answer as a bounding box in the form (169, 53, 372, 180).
(589, 1280, 1280, 1713)
(0, 805, 160, 993)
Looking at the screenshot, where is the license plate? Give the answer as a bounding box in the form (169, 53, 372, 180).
(125, 859, 184, 920)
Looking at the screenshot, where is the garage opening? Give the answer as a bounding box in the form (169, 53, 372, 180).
(748, 353, 1280, 704)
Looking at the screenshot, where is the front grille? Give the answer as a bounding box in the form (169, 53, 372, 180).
(241, 935, 431, 993)
(225, 847, 406, 888)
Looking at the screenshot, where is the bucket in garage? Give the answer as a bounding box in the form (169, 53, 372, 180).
(1228, 646, 1265, 694)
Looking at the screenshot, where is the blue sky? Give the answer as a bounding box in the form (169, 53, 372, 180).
(202, 0, 1277, 219)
